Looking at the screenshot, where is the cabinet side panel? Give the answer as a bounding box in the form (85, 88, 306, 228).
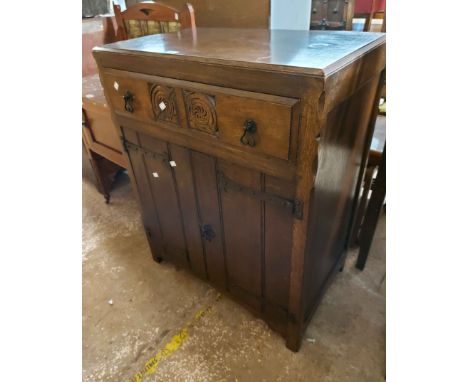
(191, 151, 226, 289)
(303, 76, 380, 319)
(218, 161, 262, 311)
(169, 144, 208, 279)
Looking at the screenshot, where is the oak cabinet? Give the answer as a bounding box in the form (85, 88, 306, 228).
(94, 29, 386, 351)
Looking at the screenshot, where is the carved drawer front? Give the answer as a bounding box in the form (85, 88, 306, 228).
(101, 72, 181, 127)
(102, 70, 300, 164)
(101, 73, 153, 121)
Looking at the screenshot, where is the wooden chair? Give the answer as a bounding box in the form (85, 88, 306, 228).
(353, 0, 385, 32)
(349, 99, 386, 270)
(347, 2, 386, 238)
(356, 143, 386, 270)
(82, 2, 196, 203)
(113, 1, 196, 41)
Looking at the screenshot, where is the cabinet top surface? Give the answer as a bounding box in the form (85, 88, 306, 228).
(95, 28, 385, 76)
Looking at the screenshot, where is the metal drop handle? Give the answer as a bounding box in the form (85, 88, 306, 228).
(240, 119, 257, 147)
(123, 90, 134, 113)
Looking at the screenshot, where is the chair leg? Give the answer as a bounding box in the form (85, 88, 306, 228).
(87, 152, 110, 199)
(85, 147, 122, 204)
(356, 144, 386, 271)
(349, 165, 375, 247)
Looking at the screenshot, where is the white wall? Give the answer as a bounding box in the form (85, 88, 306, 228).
(270, 0, 312, 30)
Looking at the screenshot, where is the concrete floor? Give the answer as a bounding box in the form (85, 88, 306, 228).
(82, 152, 386, 382)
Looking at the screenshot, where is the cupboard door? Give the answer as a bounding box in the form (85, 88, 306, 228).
(122, 128, 163, 259)
(169, 144, 207, 279)
(190, 151, 227, 290)
(217, 161, 294, 317)
(123, 128, 189, 266)
(217, 161, 262, 310)
(123, 127, 293, 327)
(139, 134, 189, 267)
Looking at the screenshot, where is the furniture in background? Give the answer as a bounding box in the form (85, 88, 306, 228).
(354, 0, 386, 31)
(348, 117, 385, 247)
(125, 0, 270, 28)
(113, 1, 196, 40)
(82, 16, 123, 203)
(94, 29, 386, 350)
(82, 2, 196, 203)
(83, 0, 109, 18)
(82, 74, 126, 203)
(310, 0, 355, 30)
(348, 75, 386, 269)
(356, 143, 386, 270)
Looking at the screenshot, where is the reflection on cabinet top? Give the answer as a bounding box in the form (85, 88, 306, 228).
(94, 28, 385, 76)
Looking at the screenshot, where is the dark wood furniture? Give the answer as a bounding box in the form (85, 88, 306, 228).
(82, 74, 127, 202)
(310, 0, 355, 30)
(82, 3, 196, 202)
(82, 17, 124, 202)
(356, 143, 386, 270)
(349, 113, 385, 246)
(126, 0, 270, 28)
(94, 29, 386, 351)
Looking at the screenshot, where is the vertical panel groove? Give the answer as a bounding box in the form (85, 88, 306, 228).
(136, 133, 164, 246)
(166, 143, 191, 268)
(189, 150, 209, 279)
(260, 173, 266, 313)
(214, 159, 229, 292)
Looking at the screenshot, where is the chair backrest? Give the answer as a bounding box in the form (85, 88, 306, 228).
(354, 0, 385, 31)
(113, 1, 196, 40)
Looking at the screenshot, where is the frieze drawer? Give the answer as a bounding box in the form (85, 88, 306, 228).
(101, 69, 301, 163)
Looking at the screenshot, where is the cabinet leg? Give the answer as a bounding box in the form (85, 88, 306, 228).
(87, 154, 109, 198)
(85, 148, 123, 204)
(349, 166, 375, 247)
(286, 323, 302, 352)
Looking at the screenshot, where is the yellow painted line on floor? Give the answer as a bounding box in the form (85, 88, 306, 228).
(127, 293, 222, 382)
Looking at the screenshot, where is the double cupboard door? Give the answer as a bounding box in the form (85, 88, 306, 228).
(122, 126, 298, 333)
